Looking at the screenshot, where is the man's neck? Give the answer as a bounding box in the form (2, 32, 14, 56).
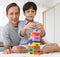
(9, 22, 18, 28)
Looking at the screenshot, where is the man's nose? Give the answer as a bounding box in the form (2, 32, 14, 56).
(13, 14, 16, 18)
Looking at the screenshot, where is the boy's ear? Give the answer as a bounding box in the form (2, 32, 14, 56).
(24, 13, 25, 16)
(35, 11, 37, 15)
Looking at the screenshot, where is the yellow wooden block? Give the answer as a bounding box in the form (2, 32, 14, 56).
(28, 42, 40, 46)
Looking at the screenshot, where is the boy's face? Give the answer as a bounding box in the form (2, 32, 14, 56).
(7, 6, 20, 27)
(24, 8, 36, 21)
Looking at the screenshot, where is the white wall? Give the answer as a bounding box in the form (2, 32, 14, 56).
(43, 3, 60, 46)
(55, 4, 60, 46)
(45, 8, 55, 43)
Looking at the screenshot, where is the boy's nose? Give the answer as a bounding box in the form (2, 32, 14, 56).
(29, 12, 32, 15)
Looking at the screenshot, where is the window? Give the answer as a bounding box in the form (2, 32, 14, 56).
(0, 6, 4, 27)
(0, 5, 8, 27)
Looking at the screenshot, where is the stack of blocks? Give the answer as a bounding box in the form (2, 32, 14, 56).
(28, 32, 41, 55)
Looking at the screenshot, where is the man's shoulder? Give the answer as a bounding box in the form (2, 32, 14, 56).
(3, 23, 10, 31)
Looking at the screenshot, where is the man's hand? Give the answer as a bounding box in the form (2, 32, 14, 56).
(3, 49, 11, 54)
(11, 46, 28, 53)
(3, 45, 12, 54)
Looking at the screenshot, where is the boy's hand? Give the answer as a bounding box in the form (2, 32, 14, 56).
(35, 23, 43, 30)
(35, 23, 45, 37)
(24, 22, 36, 30)
(20, 22, 36, 36)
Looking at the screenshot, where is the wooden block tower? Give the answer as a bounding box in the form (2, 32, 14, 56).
(28, 32, 41, 55)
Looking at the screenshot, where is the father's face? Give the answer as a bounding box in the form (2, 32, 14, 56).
(7, 6, 20, 27)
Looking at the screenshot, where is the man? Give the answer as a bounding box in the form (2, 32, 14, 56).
(2, 3, 27, 54)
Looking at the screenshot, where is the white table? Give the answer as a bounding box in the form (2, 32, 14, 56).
(0, 52, 60, 57)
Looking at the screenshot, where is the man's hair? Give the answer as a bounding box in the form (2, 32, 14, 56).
(23, 1, 37, 13)
(6, 3, 20, 15)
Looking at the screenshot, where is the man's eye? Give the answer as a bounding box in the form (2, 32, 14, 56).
(16, 12, 19, 15)
(10, 13, 13, 15)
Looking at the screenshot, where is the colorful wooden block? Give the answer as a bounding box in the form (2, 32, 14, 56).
(28, 36, 40, 42)
(28, 32, 41, 55)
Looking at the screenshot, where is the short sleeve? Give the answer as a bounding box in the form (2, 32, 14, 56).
(2, 26, 11, 45)
(18, 21, 28, 36)
(18, 22, 22, 36)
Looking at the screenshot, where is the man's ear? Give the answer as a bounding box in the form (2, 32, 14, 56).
(6, 14, 8, 17)
(6, 14, 9, 20)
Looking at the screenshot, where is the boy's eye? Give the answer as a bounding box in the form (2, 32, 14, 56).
(27, 11, 30, 13)
(26, 11, 35, 13)
(32, 11, 35, 13)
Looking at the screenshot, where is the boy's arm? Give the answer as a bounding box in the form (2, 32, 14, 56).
(18, 22, 27, 37)
(20, 22, 36, 37)
(40, 38, 46, 44)
(39, 24, 45, 37)
(36, 23, 46, 37)
(20, 27, 27, 37)
(40, 27, 46, 37)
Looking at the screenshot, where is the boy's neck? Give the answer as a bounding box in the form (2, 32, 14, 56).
(26, 19, 33, 22)
(28, 20, 33, 22)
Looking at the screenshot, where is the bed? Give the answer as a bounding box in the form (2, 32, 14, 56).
(0, 52, 60, 57)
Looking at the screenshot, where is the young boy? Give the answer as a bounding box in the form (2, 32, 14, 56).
(12, 1, 60, 53)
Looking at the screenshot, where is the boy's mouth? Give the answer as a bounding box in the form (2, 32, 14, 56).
(29, 16, 33, 17)
(29, 16, 33, 19)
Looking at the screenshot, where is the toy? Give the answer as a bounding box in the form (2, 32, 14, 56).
(28, 32, 41, 55)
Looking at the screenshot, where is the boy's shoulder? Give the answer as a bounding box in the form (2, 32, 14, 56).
(34, 21, 43, 25)
(18, 20, 27, 26)
(19, 20, 25, 22)
(19, 20, 26, 23)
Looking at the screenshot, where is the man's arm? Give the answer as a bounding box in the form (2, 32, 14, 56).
(2, 26, 12, 54)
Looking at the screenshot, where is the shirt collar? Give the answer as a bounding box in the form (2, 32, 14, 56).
(24, 18, 34, 24)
